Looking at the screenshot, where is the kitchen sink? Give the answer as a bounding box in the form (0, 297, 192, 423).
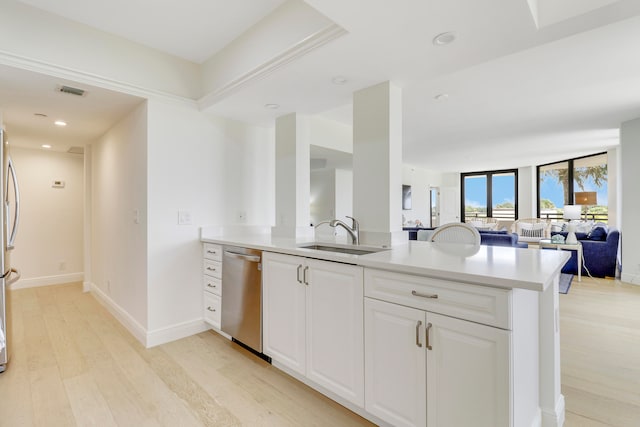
(298, 244, 387, 256)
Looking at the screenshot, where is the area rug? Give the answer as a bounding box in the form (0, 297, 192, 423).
(559, 273, 573, 294)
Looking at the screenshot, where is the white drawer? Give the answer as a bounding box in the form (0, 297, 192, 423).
(204, 292, 221, 329)
(203, 243, 222, 261)
(203, 259, 222, 279)
(203, 275, 221, 296)
(364, 268, 511, 329)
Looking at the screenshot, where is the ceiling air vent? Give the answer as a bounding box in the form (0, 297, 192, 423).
(67, 146, 84, 155)
(57, 85, 87, 97)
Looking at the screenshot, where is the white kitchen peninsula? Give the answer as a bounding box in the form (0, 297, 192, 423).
(201, 230, 570, 427)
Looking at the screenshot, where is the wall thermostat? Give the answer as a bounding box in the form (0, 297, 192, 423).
(52, 180, 65, 188)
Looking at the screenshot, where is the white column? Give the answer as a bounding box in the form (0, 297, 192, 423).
(352, 81, 405, 246)
(620, 118, 640, 285)
(539, 276, 564, 426)
(272, 113, 312, 238)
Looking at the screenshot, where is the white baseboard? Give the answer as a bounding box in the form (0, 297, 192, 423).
(146, 319, 210, 348)
(621, 272, 640, 285)
(88, 282, 148, 346)
(541, 394, 565, 427)
(10, 272, 84, 290)
(87, 282, 209, 348)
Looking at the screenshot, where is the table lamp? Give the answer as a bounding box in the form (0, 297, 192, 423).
(574, 191, 597, 220)
(563, 205, 581, 244)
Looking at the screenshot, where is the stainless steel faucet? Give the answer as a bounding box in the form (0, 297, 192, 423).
(315, 216, 360, 245)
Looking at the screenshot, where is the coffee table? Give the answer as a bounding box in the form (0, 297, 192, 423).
(539, 239, 582, 282)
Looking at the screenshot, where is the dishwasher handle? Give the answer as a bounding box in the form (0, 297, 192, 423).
(224, 251, 261, 263)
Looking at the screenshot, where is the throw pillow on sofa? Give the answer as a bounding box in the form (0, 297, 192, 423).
(517, 222, 545, 238)
(587, 226, 608, 241)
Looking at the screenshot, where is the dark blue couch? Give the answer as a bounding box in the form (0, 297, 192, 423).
(479, 230, 528, 248)
(550, 227, 620, 278)
(408, 227, 527, 248)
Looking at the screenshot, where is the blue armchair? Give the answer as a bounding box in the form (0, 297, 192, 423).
(551, 228, 620, 278)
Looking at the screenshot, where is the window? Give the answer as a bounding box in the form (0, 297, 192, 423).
(461, 170, 518, 222)
(537, 153, 608, 221)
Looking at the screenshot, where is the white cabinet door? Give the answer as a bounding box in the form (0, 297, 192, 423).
(306, 259, 364, 406)
(364, 298, 427, 427)
(262, 252, 307, 375)
(426, 311, 511, 427)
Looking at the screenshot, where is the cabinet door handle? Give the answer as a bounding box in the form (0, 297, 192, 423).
(303, 266, 309, 285)
(297, 265, 303, 283)
(415, 320, 423, 347)
(425, 322, 433, 350)
(207, 306, 216, 312)
(412, 290, 438, 299)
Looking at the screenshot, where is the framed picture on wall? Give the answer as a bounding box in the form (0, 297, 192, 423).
(402, 185, 412, 210)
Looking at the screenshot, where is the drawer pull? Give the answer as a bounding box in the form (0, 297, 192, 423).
(207, 283, 217, 288)
(207, 306, 216, 312)
(207, 250, 217, 255)
(412, 290, 438, 299)
(425, 322, 433, 350)
(415, 320, 423, 347)
(206, 267, 216, 272)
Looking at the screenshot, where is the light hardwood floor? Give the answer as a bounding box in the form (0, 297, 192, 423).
(1, 278, 639, 426)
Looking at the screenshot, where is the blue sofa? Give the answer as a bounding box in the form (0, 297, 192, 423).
(550, 227, 620, 278)
(411, 227, 528, 248)
(479, 230, 528, 248)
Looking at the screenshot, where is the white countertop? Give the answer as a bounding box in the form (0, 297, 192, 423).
(201, 233, 570, 292)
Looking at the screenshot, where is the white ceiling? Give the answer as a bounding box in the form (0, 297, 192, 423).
(5, 0, 640, 172)
(0, 64, 143, 151)
(17, 0, 287, 63)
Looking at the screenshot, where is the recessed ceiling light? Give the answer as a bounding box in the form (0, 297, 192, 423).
(432, 31, 456, 46)
(41, 144, 52, 149)
(54, 120, 67, 126)
(264, 104, 280, 110)
(34, 113, 48, 118)
(331, 76, 348, 85)
(434, 93, 449, 101)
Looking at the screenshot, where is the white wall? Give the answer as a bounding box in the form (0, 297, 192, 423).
(310, 168, 353, 239)
(402, 165, 443, 227)
(335, 168, 353, 222)
(10, 147, 84, 288)
(213, 116, 275, 226)
(90, 101, 148, 330)
(146, 100, 274, 341)
(310, 169, 336, 226)
(620, 118, 640, 284)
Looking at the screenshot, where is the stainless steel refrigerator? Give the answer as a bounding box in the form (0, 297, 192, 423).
(0, 128, 21, 374)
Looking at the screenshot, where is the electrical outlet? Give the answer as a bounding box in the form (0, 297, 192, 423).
(133, 209, 140, 224)
(238, 211, 247, 223)
(106, 280, 111, 294)
(178, 210, 192, 225)
(59, 261, 66, 271)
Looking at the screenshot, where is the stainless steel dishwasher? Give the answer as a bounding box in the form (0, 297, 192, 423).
(221, 246, 263, 354)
